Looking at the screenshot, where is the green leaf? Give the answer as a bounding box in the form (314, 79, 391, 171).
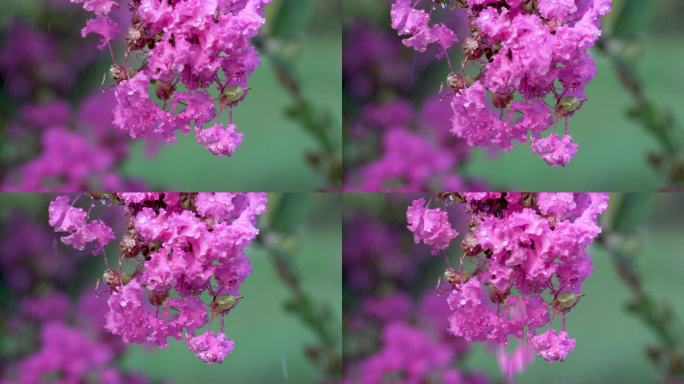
(612, 0, 654, 39)
(270, 0, 314, 39)
(610, 193, 653, 234)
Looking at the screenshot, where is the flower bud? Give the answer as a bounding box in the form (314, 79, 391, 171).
(437, 192, 465, 203)
(120, 233, 141, 258)
(556, 96, 582, 117)
(492, 93, 512, 109)
(155, 80, 175, 100)
(523, 0, 537, 13)
(460, 232, 482, 256)
(447, 73, 473, 91)
(180, 193, 196, 211)
(521, 192, 537, 208)
(553, 291, 582, 312)
(103, 270, 130, 287)
(148, 290, 169, 306)
(463, 36, 483, 60)
(444, 268, 470, 286)
(489, 287, 510, 304)
(219, 86, 246, 108)
(211, 294, 243, 315)
(126, 27, 147, 51)
(110, 65, 129, 83)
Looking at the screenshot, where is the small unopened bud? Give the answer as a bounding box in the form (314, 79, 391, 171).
(437, 192, 465, 204)
(219, 86, 246, 108)
(556, 96, 582, 117)
(444, 268, 471, 286)
(553, 291, 582, 312)
(148, 290, 169, 306)
(211, 295, 243, 315)
(467, 217, 480, 231)
(492, 93, 512, 109)
(126, 27, 147, 51)
(147, 240, 162, 254)
(120, 233, 141, 258)
(523, 0, 537, 13)
(110, 65, 129, 83)
(489, 287, 510, 304)
(179, 192, 196, 211)
(463, 36, 483, 61)
(103, 270, 130, 287)
(521, 192, 537, 208)
(460, 232, 482, 257)
(155, 80, 175, 100)
(447, 73, 473, 91)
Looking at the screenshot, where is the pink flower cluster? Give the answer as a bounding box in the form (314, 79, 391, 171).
(346, 96, 478, 191)
(407, 198, 459, 255)
(3, 291, 148, 384)
(49, 195, 115, 254)
(406, 193, 608, 368)
(72, 0, 271, 156)
(390, 0, 612, 166)
(390, 0, 458, 53)
(352, 322, 475, 384)
(48, 192, 267, 364)
(346, 292, 488, 384)
(1, 90, 136, 192)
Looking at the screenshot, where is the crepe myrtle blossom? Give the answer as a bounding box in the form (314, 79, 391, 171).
(407, 193, 608, 373)
(390, 0, 612, 166)
(406, 198, 459, 255)
(48, 192, 267, 364)
(2, 290, 150, 384)
(349, 322, 488, 384)
(71, 0, 271, 157)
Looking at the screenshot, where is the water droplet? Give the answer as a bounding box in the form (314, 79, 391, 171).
(100, 195, 113, 207)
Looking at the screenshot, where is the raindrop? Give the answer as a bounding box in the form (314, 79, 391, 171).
(100, 195, 113, 207)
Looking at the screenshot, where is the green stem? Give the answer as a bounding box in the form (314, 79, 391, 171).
(256, 232, 342, 379)
(597, 37, 684, 188)
(598, 195, 684, 380)
(255, 37, 342, 190)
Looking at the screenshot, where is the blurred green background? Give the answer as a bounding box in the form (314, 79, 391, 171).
(0, 193, 342, 383)
(0, 0, 341, 191)
(343, 0, 684, 191)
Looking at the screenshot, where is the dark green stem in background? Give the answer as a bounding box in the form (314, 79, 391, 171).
(258, 236, 342, 380)
(254, 33, 342, 190)
(599, 194, 684, 382)
(596, 35, 684, 188)
(258, 194, 342, 381)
